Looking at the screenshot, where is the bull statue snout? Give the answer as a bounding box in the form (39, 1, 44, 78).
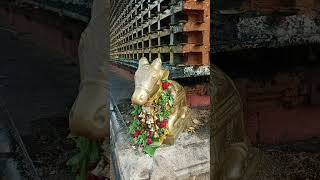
(131, 57, 166, 105)
(131, 88, 149, 105)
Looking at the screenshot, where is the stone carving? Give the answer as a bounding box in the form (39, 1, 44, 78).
(210, 64, 260, 180)
(69, 0, 109, 139)
(131, 57, 191, 144)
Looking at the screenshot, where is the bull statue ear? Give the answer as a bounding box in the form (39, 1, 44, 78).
(139, 57, 149, 67)
(151, 58, 162, 70)
(161, 69, 170, 80)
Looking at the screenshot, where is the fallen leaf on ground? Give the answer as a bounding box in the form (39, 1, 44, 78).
(192, 119, 202, 125)
(187, 127, 195, 133)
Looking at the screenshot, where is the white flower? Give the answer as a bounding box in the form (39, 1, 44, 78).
(148, 117, 154, 124)
(154, 132, 159, 138)
(142, 106, 151, 114)
(138, 112, 145, 119)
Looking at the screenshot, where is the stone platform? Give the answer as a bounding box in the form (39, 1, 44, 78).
(110, 97, 210, 180)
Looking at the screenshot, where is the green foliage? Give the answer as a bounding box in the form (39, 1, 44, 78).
(131, 104, 142, 116)
(67, 137, 101, 180)
(137, 131, 147, 145)
(150, 139, 161, 148)
(129, 119, 140, 134)
(157, 128, 165, 135)
(129, 82, 175, 156)
(144, 145, 156, 156)
(157, 89, 174, 120)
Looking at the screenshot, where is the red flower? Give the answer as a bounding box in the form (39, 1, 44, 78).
(162, 82, 170, 90)
(147, 138, 153, 145)
(148, 131, 153, 138)
(133, 130, 141, 137)
(159, 119, 168, 128)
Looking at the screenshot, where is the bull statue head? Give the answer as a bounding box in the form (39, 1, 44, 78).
(131, 57, 169, 105)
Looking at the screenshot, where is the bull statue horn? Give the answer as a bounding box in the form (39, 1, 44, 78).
(139, 57, 149, 67)
(151, 58, 162, 70)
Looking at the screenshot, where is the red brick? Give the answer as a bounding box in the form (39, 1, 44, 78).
(187, 95, 210, 108)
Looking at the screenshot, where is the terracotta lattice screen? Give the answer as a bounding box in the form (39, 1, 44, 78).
(110, 0, 210, 65)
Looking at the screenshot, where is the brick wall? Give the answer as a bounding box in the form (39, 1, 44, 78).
(235, 70, 320, 144)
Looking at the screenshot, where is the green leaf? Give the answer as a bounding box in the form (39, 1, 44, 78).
(137, 131, 147, 145)
(131, 137, 138, 144)
(89, 141, 100, 162)
(79, 158, 87, 180)
(129, 119, 140, 134)
(129, 127, 135, 134)
(131, 104, 142, 116)
(71, 164, 80, 173)
(76, 137, 90, 153)
(66, 153, 84, 166)
(144, 145, 157, 156)
(150, 140, 161, 148)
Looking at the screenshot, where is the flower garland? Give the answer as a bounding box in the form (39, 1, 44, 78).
(129, 80, 174, 156)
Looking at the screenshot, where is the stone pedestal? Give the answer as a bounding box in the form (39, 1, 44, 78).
(110, 99, 210, 180)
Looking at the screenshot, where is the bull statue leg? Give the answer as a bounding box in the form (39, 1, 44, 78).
(211, 64, 260, 180)
(69, 0, 110, 139)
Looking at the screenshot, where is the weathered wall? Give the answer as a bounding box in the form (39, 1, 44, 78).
(237, 71, 320, 144)
(23, 0, 92, 18)
(213, 12, 320, 53)
(0, 3, 86, 63)
(212, 0, 320, 53)
(212, 0, 320, 144)
(215, 45, 320, 144)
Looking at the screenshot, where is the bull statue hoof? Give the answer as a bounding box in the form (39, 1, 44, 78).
(69, 83, 109, 139)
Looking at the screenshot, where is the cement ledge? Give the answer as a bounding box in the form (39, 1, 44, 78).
(110, 59, 210, 79)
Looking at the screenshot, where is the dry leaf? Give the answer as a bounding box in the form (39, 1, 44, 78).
(192, 119, 202, 125)
(187, 127, 195, 133)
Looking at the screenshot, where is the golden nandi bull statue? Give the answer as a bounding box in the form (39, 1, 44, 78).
(131, 57, 191, 144)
